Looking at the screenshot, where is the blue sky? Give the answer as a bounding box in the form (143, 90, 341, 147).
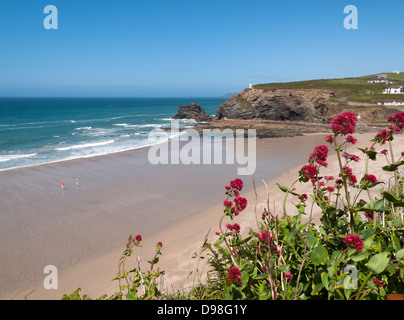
(0, 0, 403, 97)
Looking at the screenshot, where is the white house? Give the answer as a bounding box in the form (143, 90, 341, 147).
(383, 100, 404, 106)
(383, 85, 404, 94)
(368, 78, 391, 84)
(249, 83, 253, 89)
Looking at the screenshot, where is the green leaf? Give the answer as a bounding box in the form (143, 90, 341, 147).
(392, 235, 402, 251)
(321, 272, 330, 291)
(277, 183, 299, 196)
(309, 246, 329, 265)
(396, 248, 404, 260)
(278, 265, 290, 273)
(350, 250, 370, 262)
(382, 160, 404, 171)
(358, 148, 378, 161)
(367, 252, 389, 274)
(126, 291, 138, 300)
(361, 228, 376, 240)
(253, 273, 268, 280)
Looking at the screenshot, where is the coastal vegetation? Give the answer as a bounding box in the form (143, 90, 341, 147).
(63, 111, 404, 300)
(253, 73, 404, 104)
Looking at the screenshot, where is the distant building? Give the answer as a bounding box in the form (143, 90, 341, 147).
(368, 78, 391, 84)
(383, 85, 404, 94)
(378, 100, 404, 106)
(249, 83, 253, 89)
(377, 73, 388, 79)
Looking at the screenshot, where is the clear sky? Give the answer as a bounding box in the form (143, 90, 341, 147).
(0, 0, 403, 97)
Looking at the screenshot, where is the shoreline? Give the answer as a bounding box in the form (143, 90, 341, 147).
(0, 129, 391, 300)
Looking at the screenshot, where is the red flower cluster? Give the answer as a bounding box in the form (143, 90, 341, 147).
(299, 193, 308, 202)
(329, 112, 357, 136)
(374, 129, 391, 145)
(364, 211, 374, 221)
(299, 164, 318, 182)
(257, 230, 280, 255)
(387, 112, 404, 133)
(342, 166, 357, 186)
(224, 179, 247, 216)
(133, 234, 142, 245)
(308, 145, 329, 167)
(234, 197, 247, 211)
(342, 152, 360, 163)
(230, 178, 243, 191)
(343, 234, 364, 253)
(364, 174, 378, 185)
(226, 223, 241, 233)
(373, 112, 404, 145)
(346, 135, 357, 144)
(227, 266, 242, 285)
(373, 278, 383, 288)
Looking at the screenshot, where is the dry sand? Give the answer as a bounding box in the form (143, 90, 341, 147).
(0, 131, 402, 300)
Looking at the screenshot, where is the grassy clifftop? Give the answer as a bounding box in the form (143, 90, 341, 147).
(253, 73, 404, 104)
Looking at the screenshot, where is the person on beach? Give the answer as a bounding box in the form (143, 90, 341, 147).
(61, 180, 65, 190)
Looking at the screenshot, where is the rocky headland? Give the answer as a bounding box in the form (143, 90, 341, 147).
(170, 86, 402, 138)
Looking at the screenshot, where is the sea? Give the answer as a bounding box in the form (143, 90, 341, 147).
(0, 97, 226, 171)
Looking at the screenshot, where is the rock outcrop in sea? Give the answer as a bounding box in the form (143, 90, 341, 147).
(172, 103, 213, 122)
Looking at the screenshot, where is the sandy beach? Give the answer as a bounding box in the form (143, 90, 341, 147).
(1, 130, 401, 300)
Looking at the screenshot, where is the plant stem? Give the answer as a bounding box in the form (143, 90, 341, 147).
(355, 271, 373, 300)
(334, 138, 355, 233)
(389, 140, 399, 196)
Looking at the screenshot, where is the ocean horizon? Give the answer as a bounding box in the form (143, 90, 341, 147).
(0, 97, 226, 171)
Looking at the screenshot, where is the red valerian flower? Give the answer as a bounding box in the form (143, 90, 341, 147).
(364, 174, 378, 185)
(324, 135, 334, 144)
(342, 166, 357, 186)
(364, 212, 374, 221)
(374, 129, 391, 145)
(373, 278, 383, 287)
(299, 164, 318, 182)
(343, 234, 364, 253)
(346, 135, 357, 144)
(224, 200, 233, 208)
(257, 230, 271, 243)
(227, 266, 242, 285)
(225, 223, 234, 231)
(234, 197, 247, 211)
(325, 176, 334, 181)
(381, 149, 388, 155)
(283, 272, 293, 279)
(299, 193, 308, 202)
(327, 186, 335, 192)
(387, 112, 404, 133)
(342, 152, 360, 163)
(157, 241, 163, 247)
(134, 235, 142, 242)
(329, 112, 357, 136)
(309, 145, 329, 167)
(230, 178, 243, 191)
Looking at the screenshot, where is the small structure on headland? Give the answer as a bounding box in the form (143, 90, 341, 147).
(383, 85, 404, 94)
(378, 100, 404, 106)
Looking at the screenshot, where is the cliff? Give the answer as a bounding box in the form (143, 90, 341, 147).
(215, 88, 341, 122)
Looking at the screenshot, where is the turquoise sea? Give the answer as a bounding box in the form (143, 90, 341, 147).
(0, 97, 225, 171)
